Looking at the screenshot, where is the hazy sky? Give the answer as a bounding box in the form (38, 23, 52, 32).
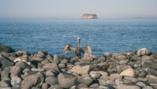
(0, 0, 157, 18)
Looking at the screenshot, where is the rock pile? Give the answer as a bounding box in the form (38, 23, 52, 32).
(0, 48, 157, 89)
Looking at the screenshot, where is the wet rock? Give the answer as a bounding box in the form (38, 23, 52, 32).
(0, 44, 14, 53)
(21, 72, 44, 89)
(117, 84, 140, 89)
(137, 48, 151, 56)
(70, 65, 90, 75)
(120, 68, 135, 77)
(58, 73, 77, 88)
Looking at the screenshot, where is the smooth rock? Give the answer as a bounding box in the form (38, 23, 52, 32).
(112, 54, 128, 60)
(0, 87, 12, 89)
(58, 63, 66, 69)
(117, 85, 140, 89)
(11, 76, 21, 87)
(1, 67, 10, 81)
(109, 73, 122, 81)
(58, 73, 77, 88)
(120, 68, 135, 77)
(42, 83, 49, 89)
(146, 74, 157, 83)
(143, 86, 153, 89)
(136, 81, 146, 88)
(45, 76, 57, 85)
(43, 63, 59, 72)
(89, 71, 101, 79)
(90, 83, 99, 88)
(78, 76, 93, 86)
(137, 48, 151, 56)
(0, 81, 10, 87)
(48, 85, 62, 89)
(70, 65, 90, 75)
(21, 72, 44, 89)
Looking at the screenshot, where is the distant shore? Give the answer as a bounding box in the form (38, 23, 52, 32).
(0, 44, 157, 89)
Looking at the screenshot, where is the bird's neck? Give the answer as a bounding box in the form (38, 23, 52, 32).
(77, 39, 80, 48)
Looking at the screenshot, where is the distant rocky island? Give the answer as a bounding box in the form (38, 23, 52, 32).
(81, 13, 98, 19)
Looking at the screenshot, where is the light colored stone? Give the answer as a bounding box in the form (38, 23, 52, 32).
(43, 63, 59, 72)
(137, 48, 151, 56)
(0, 81, 10, 87)
(120, 68, 135, 77)
(143, 86, 153, 89)
(21, 72, 44, 89)
(117, 85, 140, 89)
(109, 73, 122, 81)
(89, 71, 101, 79)
(146, 74, 157, 83)
(58, 73, 77, 88)
(70, 65, 90, 75)
(11, 76, 21, 87)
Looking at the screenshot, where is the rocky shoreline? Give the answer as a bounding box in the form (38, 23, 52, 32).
(0, 45, 157, 89)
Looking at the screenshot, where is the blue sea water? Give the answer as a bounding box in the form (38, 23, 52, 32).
(0, 18, 157, 55)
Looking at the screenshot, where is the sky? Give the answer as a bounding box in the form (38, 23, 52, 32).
(0, 0, 157, 18)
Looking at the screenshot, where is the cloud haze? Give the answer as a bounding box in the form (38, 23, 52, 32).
(0, 0, 157, 18)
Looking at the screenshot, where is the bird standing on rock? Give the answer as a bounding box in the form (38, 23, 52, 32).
(63, 37, 93, 60)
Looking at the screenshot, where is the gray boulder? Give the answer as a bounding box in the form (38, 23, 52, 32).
(58, 73, 77, 88)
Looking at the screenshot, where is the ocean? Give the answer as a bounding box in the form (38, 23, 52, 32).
(0, 18, 157, 55)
